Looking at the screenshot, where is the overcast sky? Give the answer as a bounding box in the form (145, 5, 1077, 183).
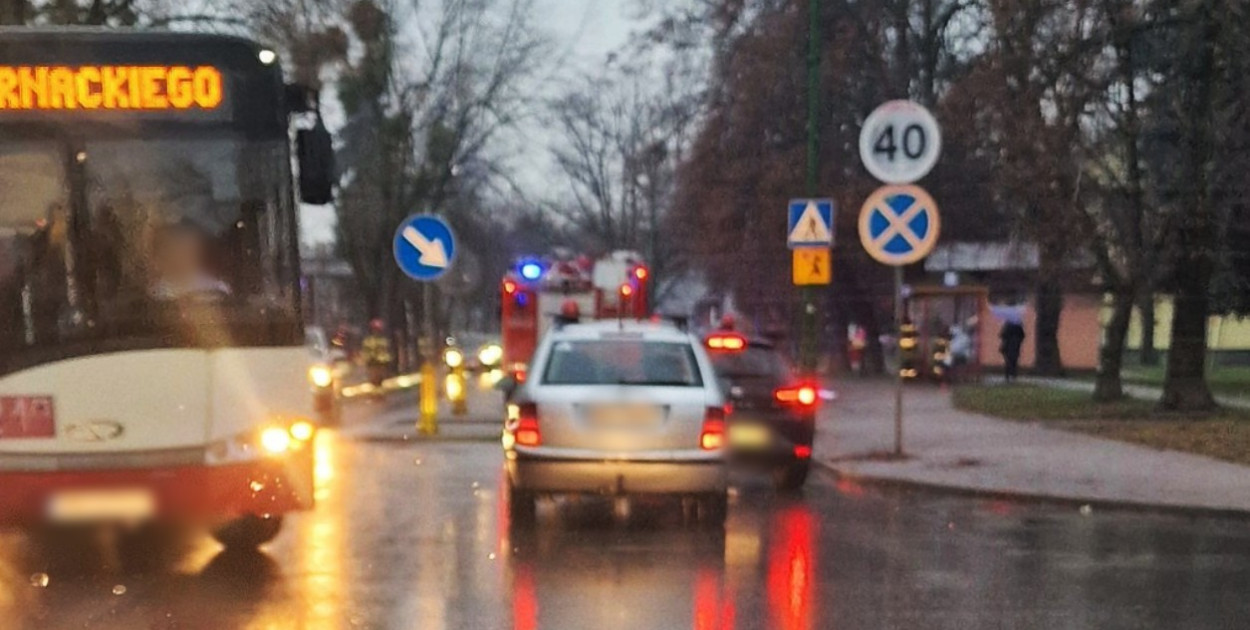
(300, 0, 636, 248)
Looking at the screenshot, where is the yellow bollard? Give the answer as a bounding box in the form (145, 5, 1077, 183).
(419, 361, 439, 435)
(445, 371, 468, 416)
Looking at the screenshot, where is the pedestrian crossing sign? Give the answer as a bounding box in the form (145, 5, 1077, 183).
(788, 199, 835, 248)
(792, 248, 831, 285)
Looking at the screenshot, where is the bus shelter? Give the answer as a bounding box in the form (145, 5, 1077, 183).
(902, 285, 988, 383)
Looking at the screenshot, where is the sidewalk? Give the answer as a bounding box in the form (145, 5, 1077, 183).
(816, 380, 1250, 514)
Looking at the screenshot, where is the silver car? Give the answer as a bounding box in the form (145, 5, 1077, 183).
(503, 321, 728, 524)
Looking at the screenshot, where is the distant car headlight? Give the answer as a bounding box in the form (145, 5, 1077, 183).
(290, 420, 316, 442)
(444, 348, 465, 369)
(260, 427, 292, 454)
(309, 365, 334, 388)
(478, 344, 503, 367)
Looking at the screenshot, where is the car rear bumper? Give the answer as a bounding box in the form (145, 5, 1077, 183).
(507, 451, 726, 494)
(727, 413, 815, 465)
(0, 452, 313, 527)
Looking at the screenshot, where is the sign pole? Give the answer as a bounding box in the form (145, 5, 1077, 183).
(893, 265, 904, 456)
(799, 0, 822, 371)
(392, 212, 457, 436)
(857, 99, 942, 460)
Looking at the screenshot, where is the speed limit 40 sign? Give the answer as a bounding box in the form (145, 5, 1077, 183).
(858, 100, 942, 184)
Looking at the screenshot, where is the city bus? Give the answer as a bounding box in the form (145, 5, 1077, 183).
(0, 29, 334, 549)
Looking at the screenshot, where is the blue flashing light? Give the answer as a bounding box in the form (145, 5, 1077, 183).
(520, 262, 544, 281)
(515, 292, 530, 307)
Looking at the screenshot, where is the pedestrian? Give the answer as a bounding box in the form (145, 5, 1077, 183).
(948, 324, 971, 382)
(361, 319, 393, 387)
(999, 321, 1025, 382)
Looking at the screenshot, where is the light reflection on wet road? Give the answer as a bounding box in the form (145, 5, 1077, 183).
(4, 421, 1250, 628)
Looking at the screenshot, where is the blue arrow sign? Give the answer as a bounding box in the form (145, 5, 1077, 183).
(787, 198, 835, 248)
(394, 214, 456, 281)
(857, 185, 941, 266)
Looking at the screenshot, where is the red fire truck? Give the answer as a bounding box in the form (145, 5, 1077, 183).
(500, 251, 650, 381)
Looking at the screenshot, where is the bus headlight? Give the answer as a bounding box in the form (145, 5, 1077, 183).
(260, 427, 293, 454)
(309, 365, 334, 388)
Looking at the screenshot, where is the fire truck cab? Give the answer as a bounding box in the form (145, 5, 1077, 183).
(501, 251, 650, 384)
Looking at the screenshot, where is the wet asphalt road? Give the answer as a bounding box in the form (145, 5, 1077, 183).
(4, 395, 1250, 629)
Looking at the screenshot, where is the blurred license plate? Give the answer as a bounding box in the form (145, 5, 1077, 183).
(48, 488, 156, 522)
(729, 424, 771, 448)
(588, 405, 662, 429)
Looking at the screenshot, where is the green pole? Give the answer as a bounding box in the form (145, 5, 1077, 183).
(800, 0, 822, 371)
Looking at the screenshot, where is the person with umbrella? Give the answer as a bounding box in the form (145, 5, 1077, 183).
(992, 304, 1027, 382)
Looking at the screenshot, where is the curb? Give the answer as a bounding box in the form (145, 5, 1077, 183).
(812, 458, 1250, 521)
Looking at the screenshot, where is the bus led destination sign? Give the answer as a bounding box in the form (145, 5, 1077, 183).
(0, 65, 223, 111)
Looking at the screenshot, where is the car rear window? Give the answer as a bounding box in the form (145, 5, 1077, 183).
(709, 346, 790, 381)
(541, 340, 704, 387)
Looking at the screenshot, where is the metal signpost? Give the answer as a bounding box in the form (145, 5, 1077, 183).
(394, 214, 457, 435)
(799, 0, 822, 372)
(858, 101, 942, 456)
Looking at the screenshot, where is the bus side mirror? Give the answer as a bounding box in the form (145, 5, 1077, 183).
(297, 117, 335, 205)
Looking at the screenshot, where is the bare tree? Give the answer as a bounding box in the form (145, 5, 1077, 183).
(1, 0, 141, 25)
(333, 0, 549, 355)
(546, 59, 701, 291)
(1072, 0, 1171, 401)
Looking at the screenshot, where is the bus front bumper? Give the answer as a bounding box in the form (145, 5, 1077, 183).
(0, 453, 313, 527)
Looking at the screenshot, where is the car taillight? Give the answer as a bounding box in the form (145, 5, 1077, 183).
(775, 384, 819, 409)
(705, 333, 747, 352)
(700, 406, 726, 450)
(515, 403, 541, 447)
(794, 444, 812, 459)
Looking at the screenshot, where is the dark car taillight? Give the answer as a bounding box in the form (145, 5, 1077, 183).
(774, 384, 819, 411)
(515, 403, 541, 446)
(700, 406, 726, 450)
(705, 333, 747, 352)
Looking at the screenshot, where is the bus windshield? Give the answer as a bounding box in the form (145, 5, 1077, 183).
(0, 132, 300, 373)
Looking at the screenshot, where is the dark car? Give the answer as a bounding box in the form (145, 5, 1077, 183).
(703, 332, 817, 491)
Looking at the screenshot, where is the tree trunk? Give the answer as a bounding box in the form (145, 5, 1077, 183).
(1160, 0, 1217, 413)
(1138, 290, 1159, 366)
(0, 0, 25, 25)
(1033, 279, 1064, 376)
(855, 295, 888, 376)
(1160, 278, 1215, 411)
(827, 307, 850, 376)
(1094, 290, 1134, 402)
